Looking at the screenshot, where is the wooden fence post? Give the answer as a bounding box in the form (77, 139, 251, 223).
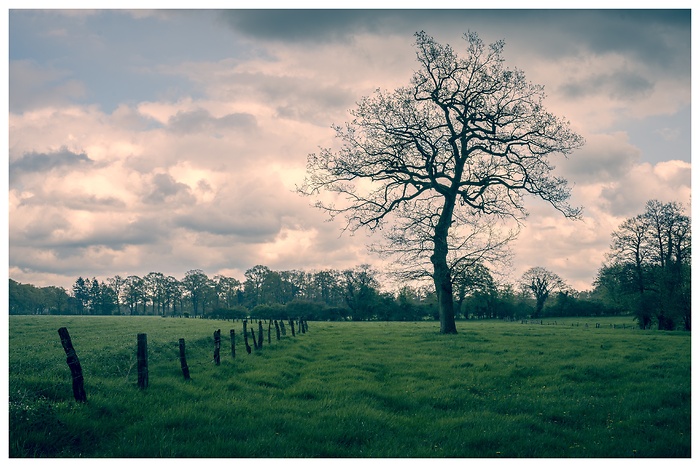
(230, 329, 236, 359)
(243, 321, 252, 354)
(250, 324, 259, 350)
(280, 320, 287, 336)
(137, 333, 148, 389)
(267, 320, 272, 344)
(214, 329, 221, 365)
(274, 320, 281, 340)
(289, 319, 296, 337)
(179, 338, 190, 380)
(258, 321, 264, 350)
(57, 327, 87, 403)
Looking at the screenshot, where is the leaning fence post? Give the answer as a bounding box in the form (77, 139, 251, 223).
(57, 327, 87, 403)
(179, 338, 190, 380)
(230, 329, 236, 359)
(280, 320, 287, 336)
(137, 333, 148, 389)
(275, 320, 281, 340)
(213, 329, 221, 365)
(289, 319, 296, 337)
(267, 320, 272, 344)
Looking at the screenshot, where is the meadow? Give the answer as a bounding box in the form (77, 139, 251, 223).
(8, 315, 691, 457)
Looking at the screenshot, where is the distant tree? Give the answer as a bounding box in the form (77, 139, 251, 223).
(214, 275, 242, 309)
(9, 279, 45, 314)
(144, 272, 166, 315)
(261, 270, 285, 305)
(88, 278, 101, 314)
(452, 262, 495, 318)
(519, 267, 567, 318)
(244, 265, 271, 308)
(299, 31, 583, 333)
(200, 278, 216, 316)
(310, 269, 345, 307)
(107, 275, 126, 314)
(72, 277, 90, 315)
(44, 285, 70, 314)
(94, 281, 118, 315)
(163, 275, 182, 316)
(279, 270, 306, 303)
(604, 199, 691, 329)
(123, 275, 146, 315)
(343, 265, 380, 321)
(181, 269, 210, 318)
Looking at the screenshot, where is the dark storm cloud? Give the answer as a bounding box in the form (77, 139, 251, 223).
(10, 148, 93, 176)
(217, 10, 388, 42)
(9, 148, 94, 188)
(218, 9, 690, 73)
(560, 70, 654, 101)
(564, 10, 690, 71)
(167, 108, 257, 134)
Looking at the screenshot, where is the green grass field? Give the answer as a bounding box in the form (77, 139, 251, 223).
(8, 315, 691, 457)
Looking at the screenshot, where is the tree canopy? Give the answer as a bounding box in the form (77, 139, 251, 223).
(300, 31, 584, 333)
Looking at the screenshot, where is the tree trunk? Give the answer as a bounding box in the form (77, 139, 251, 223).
(432, 211, 457, 334)
(534, 296, 546, 318)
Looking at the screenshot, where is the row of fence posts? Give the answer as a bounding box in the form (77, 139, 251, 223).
(57, 317, 309, 401)
(519, 320, 627, 329)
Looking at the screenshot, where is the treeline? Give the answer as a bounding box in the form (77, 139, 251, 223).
(9, 265, 619, 322)
(9, 265, 439, 321)
(8, 199, 690, 330)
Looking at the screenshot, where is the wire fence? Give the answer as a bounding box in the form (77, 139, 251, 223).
(56, 317, 310, 401)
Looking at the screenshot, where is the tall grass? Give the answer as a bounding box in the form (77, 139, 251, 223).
(9, 316, 690, 457)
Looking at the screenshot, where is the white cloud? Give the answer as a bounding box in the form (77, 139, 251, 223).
(510, 155, 691, 291)
(7, 10, 691, 293)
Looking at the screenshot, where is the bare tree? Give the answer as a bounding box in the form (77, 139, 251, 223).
(609, 214, 650, 296)
(299, 31, 583, 333)
(107, 275, 125, 314)
(519, 267, 567, 318)
(605, 199, 691, 330)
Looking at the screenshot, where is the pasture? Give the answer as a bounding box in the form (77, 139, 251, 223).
(8, 315, 691, 457)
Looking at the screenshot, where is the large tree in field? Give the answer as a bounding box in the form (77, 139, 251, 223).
(299, 31, 583, 333)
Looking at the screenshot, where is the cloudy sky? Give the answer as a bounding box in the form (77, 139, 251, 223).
(6, 7, 692, 292)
